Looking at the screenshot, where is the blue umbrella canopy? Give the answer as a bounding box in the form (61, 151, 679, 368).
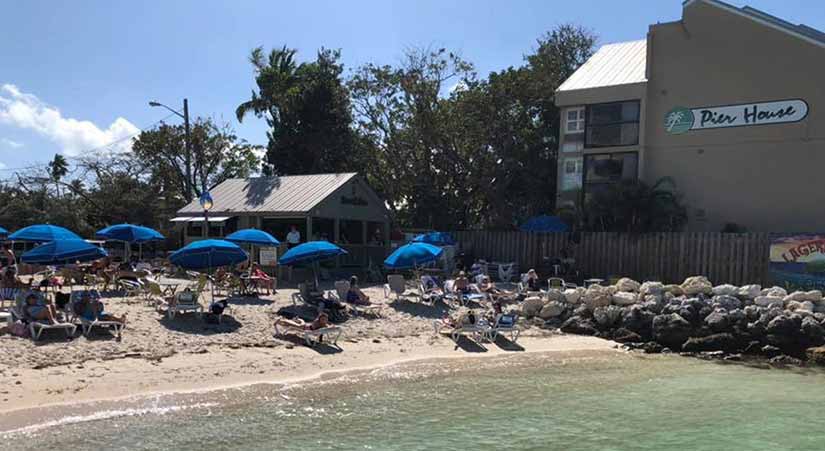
(0, 226, 7, 239)
(9, 224, 81, 243)
(169, 239, 248, 270)
(225, 228, 280, 246)
(384, 242, 443, 269)
(278, 241, 347, 266)
(412, 232, 456, 247)
(21, 239, 107, 265)
(519, 215, 569, 233)
(96, 223, 165, 244)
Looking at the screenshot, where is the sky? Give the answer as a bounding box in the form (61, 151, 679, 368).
(0, 0, 822, 174)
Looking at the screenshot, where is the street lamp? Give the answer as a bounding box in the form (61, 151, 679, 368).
(199, 191, 213, 239)
(149, 98, 192, 202)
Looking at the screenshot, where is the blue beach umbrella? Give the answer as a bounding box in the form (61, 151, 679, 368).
(9, 224, 81, 243)
(0, 226, 8, 239)
(96, 224, 165, 244)
(412, 232, 456, 247)
(278, 241, 347, 266)
(21, 239, 107, 265)
(169, 239, 248, 270)
(225, 228, 280, 246)
(384, 242, 444, 270)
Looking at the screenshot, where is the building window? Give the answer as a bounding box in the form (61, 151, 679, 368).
(585, 101, 640, 148)
(583, 152, 638, 204)
(565, 107, 585, 134)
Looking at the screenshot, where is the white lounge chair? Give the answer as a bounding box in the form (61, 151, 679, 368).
(274, 320, 342, 347)
(68, 289, 125, 338)
(443, 280, 486, 307)
(332, 280, 383, 316)
(498, 263, 516, 283)
(384, 274, 409, 300)
(418, 275, 444, 304)
(12, 291, 76, 341)
(165, 289, 203, 319)
(433, 312, 486, 342)
(483, 313, 520, 343)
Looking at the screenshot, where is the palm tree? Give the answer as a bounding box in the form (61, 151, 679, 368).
(585, 177, 688, 233)
(47, 154, 69, 198)
(235, 46, 299, 127)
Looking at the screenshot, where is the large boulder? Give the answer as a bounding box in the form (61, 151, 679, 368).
(800, 316, 825, 346)
(761, 286, 788, 298)
(784, 290, 823, 304)
(539, 301, 566, 320)
(612, 291, 639, 306)
(652, 313, 693, 348)
(737, 284, 762, 299)
(621, 305, 655, 337)
(682, 333, 741, 353)
(522, 296, 545, 318)
(560, 316, 598, 336)
(593, 305, 623, 328)
(766, 314, 801, 337)
(754, 296, 784, 309)
(711, 295, 742, 311)
(583, 285, 611, 311)
(681, 276, 713, 296)
(663, 284, 684, 296)
(615, 278, 641, 293)
(712, 284, 739, 296)
(639, 281, 664, 297)
(806, 346, 825, 365)
(563, 287, 584, 304)
(545, 288, 566, 304)
(705, 309, 730, 333)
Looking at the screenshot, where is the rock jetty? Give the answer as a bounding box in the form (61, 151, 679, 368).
(520, 276, 825, 365)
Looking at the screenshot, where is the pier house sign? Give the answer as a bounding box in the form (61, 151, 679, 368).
(664, 99, 808, 134)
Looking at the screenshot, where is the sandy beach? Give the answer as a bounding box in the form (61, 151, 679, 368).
(0, 282, 617, 426)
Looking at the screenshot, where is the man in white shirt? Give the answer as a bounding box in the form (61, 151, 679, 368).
(286, 226, 301, 248)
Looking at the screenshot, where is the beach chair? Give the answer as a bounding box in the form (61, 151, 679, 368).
(291, 283, 325, 310)
(383, 274, 409, 300)
(498, 263, 516, 283)
(418, 275, 444, 304)
(274, 319, 342, 347)
(11, 291, 76, 340)
(118, 278, 144, 299)
(433, 312, 486, 342)
(0, 287, 20, 311)
(331, 280, 382, 316)
(165, 289, 204, 319)
(483, 313, 520, 343)
(443, 280, 486, 307)
(68, 289, 125, 338)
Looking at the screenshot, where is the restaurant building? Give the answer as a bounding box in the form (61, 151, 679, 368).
(555, 0, 825, 232)
(172, 173, 391, 267)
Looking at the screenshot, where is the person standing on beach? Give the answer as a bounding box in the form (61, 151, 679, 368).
(286, 225, 301, 249)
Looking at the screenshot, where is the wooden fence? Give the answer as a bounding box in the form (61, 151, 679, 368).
(451, 231, 772, 286)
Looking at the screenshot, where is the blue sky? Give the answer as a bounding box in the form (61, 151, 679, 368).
(0, 0, 821, 174)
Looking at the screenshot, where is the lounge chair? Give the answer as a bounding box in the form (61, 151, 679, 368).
(443, 280, 486, 307)
(0, 287, 20, 311)
(118, 278, 144, 299)
(498, 263, 516, 283)
(331, 280, 382, 316)
(483, 313, 520, 343)
(383, 274, 409, 300)
(291, 283, 325, 310)
(433, 312, 486, 342)
(11, 291, 76, 340)
(68, 289, 125, 338)
(274, 319, 342, 347)
(164, 289, 204, 319)
(417, 275, 443, 304)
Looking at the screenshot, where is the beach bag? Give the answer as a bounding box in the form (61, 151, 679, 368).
(10, 320, 29, 338)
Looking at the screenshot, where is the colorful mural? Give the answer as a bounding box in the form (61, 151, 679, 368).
(770, 234, 825, 290)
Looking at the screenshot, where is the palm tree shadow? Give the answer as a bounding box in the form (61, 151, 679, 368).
(244, 176, 281, 207)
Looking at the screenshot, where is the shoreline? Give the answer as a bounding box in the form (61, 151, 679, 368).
(0, 334, 618, 431)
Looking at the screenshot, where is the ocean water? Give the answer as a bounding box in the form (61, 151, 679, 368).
(4, 351, 825, 451)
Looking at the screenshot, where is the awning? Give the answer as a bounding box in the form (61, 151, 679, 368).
(170, 216, 232, 223)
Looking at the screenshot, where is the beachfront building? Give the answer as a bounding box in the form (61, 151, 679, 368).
(555, 0, 825, 232)
(171, 173, 391, 267)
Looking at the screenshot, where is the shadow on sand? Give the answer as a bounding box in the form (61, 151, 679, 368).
(388, 298, 450, 319)
(453, 335, 487, 353)
(158, 313, 242, 334)
(491, 334, 525, 351)
(275, 333, 343, 355)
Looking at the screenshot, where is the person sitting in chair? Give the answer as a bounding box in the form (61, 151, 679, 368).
(524, 269, 540, 292)
(24, 292, 60, 324)
(455, 271, 471, 295)
(76, 292, 127, 325)
(421, 275, 444, 302)
(345, 276, 371, 306)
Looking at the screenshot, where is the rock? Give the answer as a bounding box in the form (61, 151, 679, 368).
(560, 316, 598, 336)
(711, 295, 742, 311)
(806, 346, 825, 365)
(704, 310, 730, 333)
(563, 288, 584, 304)
(744, 305, 761, 322)
(801, 301, 816, 313)
(652, 313, 693, 348)
(621, 305, 655, 338)
(761, 286, 788, 298)
(609, 328, 642, 343)
(784, 290, 822, 303)
(615, 277, 641, 292)
(522, 296, 545, 318)
(769, 355, 803, 366)
(543, 318, 563, 329)
(641, 296, 665, 314)
(544, 288, 566, 304)
(766, 314, 801, 337)
(712, 284, 739, 296)
(642, 342, 664, 354)
(737, 284, 762, 299)
(538, 301, 566, 320)
(582, 285, 611, 311)
(593, 305, 623, 328)
(663, 284, 684, 296)
(681, 276, 712, 296)
(800, 316, 825, 346)
(754, 296, 784, 309)
(639, 281, 664, 297)
(761, 344, 782, 357)
(573, 304, 591, 318)
(612, 291, 638, 306)
(682, 333, 740, 353)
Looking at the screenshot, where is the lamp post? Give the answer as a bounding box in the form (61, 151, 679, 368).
(149, 98, 192, 202)
(199, 191, 213, 239)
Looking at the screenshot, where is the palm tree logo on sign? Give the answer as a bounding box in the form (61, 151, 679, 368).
(664, 107, 694, 135)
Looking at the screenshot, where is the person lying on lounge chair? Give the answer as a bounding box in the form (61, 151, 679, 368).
(455, 271, 472, 295)
(421, 275, 444, 302)
(345, 276, 371, 306)
(479, 276, 514, 300)
(76, 292, 127, 325)
(437, 309, 477, 330)
(24, 292, 60, 324)
(274, 311, 329, 331)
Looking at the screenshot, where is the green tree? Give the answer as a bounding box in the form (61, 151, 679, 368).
(237, 46, 356, 175)
(47, 153, 69, 198)
(584, 177, 688, 233)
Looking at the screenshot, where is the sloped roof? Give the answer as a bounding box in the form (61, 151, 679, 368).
(177, 173, 357, 215)
(556, 39, 647, 92)
(684, 0, 825, 48)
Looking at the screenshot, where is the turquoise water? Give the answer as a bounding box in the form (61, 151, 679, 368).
(5, 351, 825, 450)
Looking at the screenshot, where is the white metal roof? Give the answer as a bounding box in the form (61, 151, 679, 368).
(176, 173, 357, 215)
(556, 39, 647, 92)
(170, 216, 232, 222)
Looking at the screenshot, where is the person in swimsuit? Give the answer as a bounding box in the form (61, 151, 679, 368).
(24, 293, 60, 324)
(77, 292, 127, 325)
(274, 311, 329, 331)
(345, 276, 371, 306)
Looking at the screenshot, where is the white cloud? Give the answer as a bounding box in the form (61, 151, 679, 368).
(0, 84, 139, 155)
(0, 138, 23, 149)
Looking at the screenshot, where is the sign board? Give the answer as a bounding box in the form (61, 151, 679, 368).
(260, 247, 278, 266)
(769, 234, 825, 290)
(665, 99, 808, 134)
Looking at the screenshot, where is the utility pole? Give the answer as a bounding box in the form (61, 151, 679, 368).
(183, 98, 192, 202)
